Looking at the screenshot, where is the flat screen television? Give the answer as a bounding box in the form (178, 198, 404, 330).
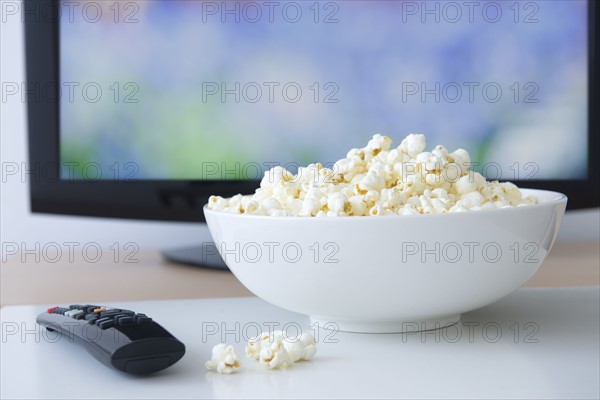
(25, 0, 598, 267)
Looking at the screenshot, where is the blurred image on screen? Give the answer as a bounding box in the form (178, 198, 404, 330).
(60, 0, 588, 180)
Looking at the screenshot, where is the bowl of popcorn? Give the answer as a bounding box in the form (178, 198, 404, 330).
(205, 134, 567, 333)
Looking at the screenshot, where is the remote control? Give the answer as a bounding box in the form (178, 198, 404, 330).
(37, 304, 185, 374)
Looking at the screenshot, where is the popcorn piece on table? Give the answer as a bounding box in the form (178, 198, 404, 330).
(246, 331, 317, 367)
(284, 333, 317, 363)
(205, 344, 240, 374)
(258, 334, 289, 369)
(245, 332, 271, 360)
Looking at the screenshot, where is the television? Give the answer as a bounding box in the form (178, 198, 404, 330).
(25, 0, 598, 268)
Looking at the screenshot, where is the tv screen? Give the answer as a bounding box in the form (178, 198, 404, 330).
(59, 0, 588, 182)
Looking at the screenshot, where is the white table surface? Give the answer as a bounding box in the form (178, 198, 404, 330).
(1, 287, 599, 399)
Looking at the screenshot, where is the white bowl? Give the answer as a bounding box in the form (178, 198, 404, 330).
(204, 189, 567, 333)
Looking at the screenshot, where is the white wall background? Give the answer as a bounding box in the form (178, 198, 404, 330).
(1, 3, 598, 257)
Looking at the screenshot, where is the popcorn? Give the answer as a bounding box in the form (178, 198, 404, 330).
(208, 195, 228, 211)
(245, 334, 267, 360)
(367, 133, 393, 153)
(205, 344, 240, 374)
(399, 133, 427, 157)
(207, 134, 537, 216)
(283, 333, 317, 363)
(298, 333, 317, 361)
(359, 170, 386, 192)
(245, 330, 291, 369)
(348, 195, 368, 215)
(456, 191, 485, 210)
(454, 173, 479, 196)
(245, 331, 317, 369)
(327, 192, 348, 213)
(261, 197, 282, 212)
(206, 331, 318, 376)
(369, 204, 384, 216)
(450, 148, 471, 173)
(259, 335, 289, 369)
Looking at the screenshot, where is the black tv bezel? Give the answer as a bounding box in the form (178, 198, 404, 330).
(25, 0, 598, 222)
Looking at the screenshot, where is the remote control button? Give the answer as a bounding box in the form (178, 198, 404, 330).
(93, 308, 106, 313)
(66, 310, 84, 318)
(99, 310, 118, 315)
(47, 306, 59, 314)
(97, 318, 115, 330)
(116, 316, 134, 326)
(107, 313, 127, 322)
(100, 310, 123, 319)
(75, 313, 86, 320)
(136, 316, 153, 324)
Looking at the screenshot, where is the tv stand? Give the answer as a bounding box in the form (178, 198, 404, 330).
(161, 244, 229, 270)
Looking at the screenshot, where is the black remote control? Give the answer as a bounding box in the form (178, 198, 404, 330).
(37, 304, 185, 374)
